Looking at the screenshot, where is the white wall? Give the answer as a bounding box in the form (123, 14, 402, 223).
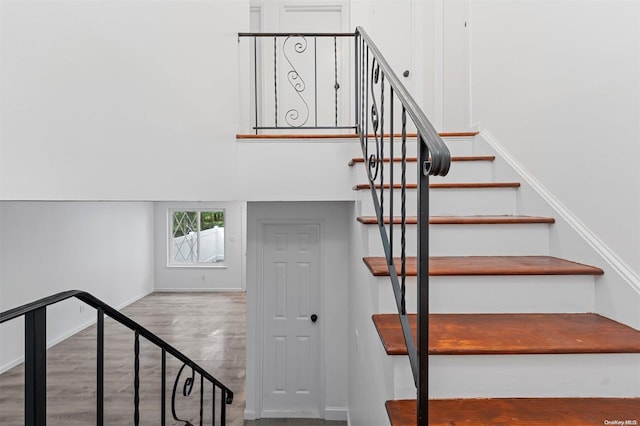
(346, 202, 393, 425)
(244, 202, 349, 421)
(469, 0, 640, 278)
(468, 0, 640, 329)
(0, 201, 155, 372)
(0, 0, 248, 201)
(153, 201, 245, 291)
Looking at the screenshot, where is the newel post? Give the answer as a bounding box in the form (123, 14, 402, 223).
(25, 307, 47, 426)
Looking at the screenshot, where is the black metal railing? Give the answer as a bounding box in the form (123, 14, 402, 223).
(355, 26, 450, 424)
(238, 32, 357, 133)
(239, 27, 450, 424)
(0, 290, 233, 426)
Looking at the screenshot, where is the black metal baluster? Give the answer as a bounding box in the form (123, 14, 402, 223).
(416, 134, 431, 425)
(220, 389, 226, 425)
(161, 349, 166, 426)
(380, 73, 385, 243)
(97, 308, 104, 426)
(134, 331, 140, 426)
(361, 38, 365, 136)
(400, 106, 407, 315)
(389, 90, 394, 258)
(199, 375, 204, 426)
(24, 307, 46, 426)
(365, 47, 369, 161)
(354, 34, 359, 133)
(212, 385, 216, 426)
(314, 36, 318, 127)
(334, 35, 339, 127)
(253, 36, 259, 134)
(273, 36, 278, 127)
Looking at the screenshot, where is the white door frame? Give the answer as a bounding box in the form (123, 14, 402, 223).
(252, 218, 326, 419)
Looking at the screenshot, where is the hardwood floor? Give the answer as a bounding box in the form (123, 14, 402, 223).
(0, 292, 247, 426)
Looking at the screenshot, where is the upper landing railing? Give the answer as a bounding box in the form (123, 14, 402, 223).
(239, 27, 451, 425)
(0, 290, 233, 426)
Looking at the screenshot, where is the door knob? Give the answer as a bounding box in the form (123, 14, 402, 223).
(310, 314, 318, 323)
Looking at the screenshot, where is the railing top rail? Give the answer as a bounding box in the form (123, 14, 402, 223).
(0, 290, 233, 398)
(355, 26, 450, 177)
(238, 32, 356, 38)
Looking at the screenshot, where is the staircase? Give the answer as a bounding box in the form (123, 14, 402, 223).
(350, 133, 640, 425)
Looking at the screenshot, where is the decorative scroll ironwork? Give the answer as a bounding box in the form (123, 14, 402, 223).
(238, 32, 355, 131)
(283, 35, 310, 127)
(172, 363, 197, 426)
(366, 59, 382, 183)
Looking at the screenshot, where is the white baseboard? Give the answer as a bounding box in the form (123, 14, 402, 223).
(480, 130, 640, 291)
(259, 409, 321, 418)
(115, 288, 154, 310)
(244, 409, 258, 421)
(480, 130, 640, 327)
(325, 406, 348, 421)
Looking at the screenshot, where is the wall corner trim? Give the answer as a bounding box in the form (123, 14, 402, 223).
(479, 129, 640, 295)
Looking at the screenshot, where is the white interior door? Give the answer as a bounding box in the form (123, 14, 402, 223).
(261, 224, 321, 417)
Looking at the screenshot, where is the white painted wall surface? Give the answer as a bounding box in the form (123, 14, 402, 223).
(0, 0, 247, 201)
(469, 1, 640, 278)
(153, 202, 245, 291)
(236, 138, 361, 201)
(245, 202, 349, 421)
(346, 203, 393, 426)
(0, 201, 154, 372)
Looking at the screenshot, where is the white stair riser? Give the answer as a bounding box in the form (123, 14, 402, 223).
(358, 136, 476, 158)
(365, 223, 550, 257)
(442, 136, 476, 157)
(358, 187, 518, 216)
(375, 275, 596, 314)
(351, 160, 493, 184)
(392, 353, 640, 399)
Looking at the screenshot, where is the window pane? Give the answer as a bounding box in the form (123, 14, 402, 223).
(170, 210, 224, 264)
(172, 211, 198, 262)
(198, 211, 224, 263)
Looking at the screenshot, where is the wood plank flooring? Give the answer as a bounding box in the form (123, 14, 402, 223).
(0, 293, 247, 426)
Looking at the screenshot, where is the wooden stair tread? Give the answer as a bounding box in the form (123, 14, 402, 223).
(354, 182, 520, 190)
(372, 313, 640, 355)
(362, 256, 604, 276)
(348, 155, 495, 166)
(357, 215, 555, 225)
(236, 131, 478, 139)
(385, 398, 640, 426)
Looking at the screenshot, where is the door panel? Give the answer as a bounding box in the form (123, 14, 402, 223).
(262, 224, 321, 417)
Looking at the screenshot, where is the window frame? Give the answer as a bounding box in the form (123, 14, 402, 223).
(167, 208, 227, 268)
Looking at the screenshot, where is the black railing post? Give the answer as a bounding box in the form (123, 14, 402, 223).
(253, 35, 259, 134)
(25, 307, 47, 426)
(134, 331, 140, 426)
(416, 134, 431, 425)
(97, 307, 104, 426)
(220, 389, 227, 425)
(161, 349, 166, 426)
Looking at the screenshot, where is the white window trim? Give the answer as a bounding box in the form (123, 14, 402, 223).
(166, 208, 227, 268)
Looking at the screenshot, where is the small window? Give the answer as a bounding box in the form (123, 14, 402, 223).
(169, 210, 225, 265)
